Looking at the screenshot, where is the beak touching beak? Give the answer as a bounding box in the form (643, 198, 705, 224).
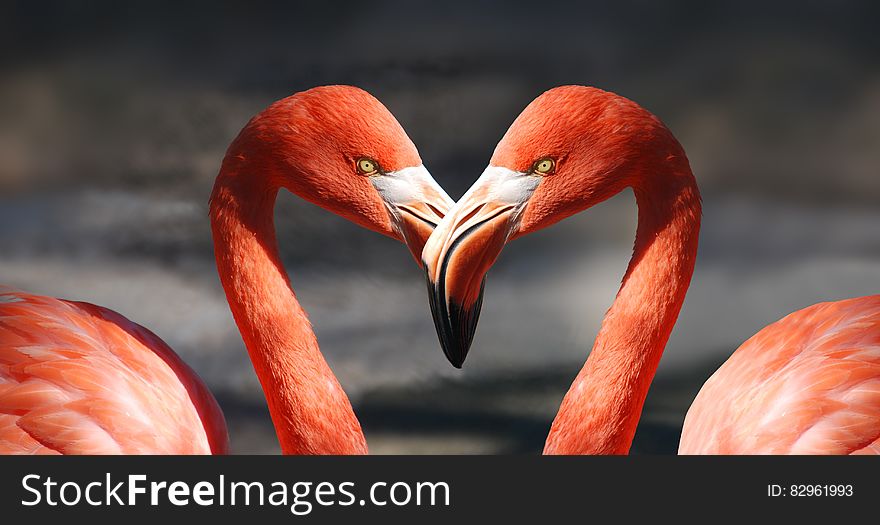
(421, 166, 539, 367)
(373, 165, 454, 265)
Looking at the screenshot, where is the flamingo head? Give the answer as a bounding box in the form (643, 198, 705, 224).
(422, 85, 671, 367)
(227, 85, 453, 264)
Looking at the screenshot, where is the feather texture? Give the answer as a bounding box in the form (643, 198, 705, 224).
(680, 296, 880, 454)
(0, 288, 228, 454)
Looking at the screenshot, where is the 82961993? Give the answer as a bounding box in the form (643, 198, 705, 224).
(791, 485, 853, 497)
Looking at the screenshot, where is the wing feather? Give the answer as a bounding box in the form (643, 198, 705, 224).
(0, 289, 228, 454)
(680, 296, 880, 455)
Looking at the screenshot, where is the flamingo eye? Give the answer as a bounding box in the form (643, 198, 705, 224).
(532, 158, 555, 174)
(356, 158, 380, 175)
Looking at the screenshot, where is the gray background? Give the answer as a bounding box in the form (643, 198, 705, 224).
(1, 1, 878, 453)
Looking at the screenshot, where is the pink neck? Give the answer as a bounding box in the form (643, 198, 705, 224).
(209, 167, 367, 455)
(544, 164, 700, 455)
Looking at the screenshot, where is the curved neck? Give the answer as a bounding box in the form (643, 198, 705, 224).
(544, 163, 700, 455)
(209, 165, 367, 455)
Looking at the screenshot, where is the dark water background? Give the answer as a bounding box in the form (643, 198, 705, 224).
(1, 1, 878, 453)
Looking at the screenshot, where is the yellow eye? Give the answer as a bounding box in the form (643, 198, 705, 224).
(533, 158, 555, 174)
(357, 158, 379, 175)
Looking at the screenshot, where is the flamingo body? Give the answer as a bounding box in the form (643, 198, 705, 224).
(0, 289, 228, 454)
(680, 296, 880, 455)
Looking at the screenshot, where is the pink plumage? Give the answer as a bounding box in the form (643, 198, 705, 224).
(680, 296, 880, 455)
(0, 288, 228, 454)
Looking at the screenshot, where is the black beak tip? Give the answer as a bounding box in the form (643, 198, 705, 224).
(426, 274, 486, 369)
(441, 337, 468, 369)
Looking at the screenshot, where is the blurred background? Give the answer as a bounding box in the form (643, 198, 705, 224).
(1, 0, 878, 453)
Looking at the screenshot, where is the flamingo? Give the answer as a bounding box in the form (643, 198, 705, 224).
(421, 85, 880, 455)
(0, 85, 453, 454)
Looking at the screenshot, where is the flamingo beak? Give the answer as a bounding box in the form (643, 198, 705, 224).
(421, 166, 539, 367)
(373, 165, 454, 265)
